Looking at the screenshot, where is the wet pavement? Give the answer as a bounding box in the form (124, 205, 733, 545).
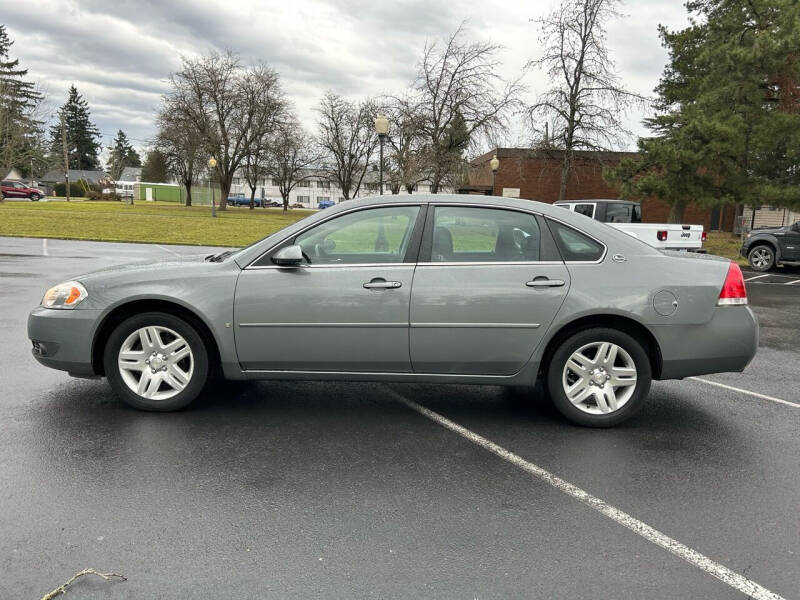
(1, 237, 798, 599)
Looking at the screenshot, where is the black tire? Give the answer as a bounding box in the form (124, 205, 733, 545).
(30, 193, 40, 201)
(103, 312, 210, 411)
(546, 328, 652, 427)
(747, 244, 775, 272)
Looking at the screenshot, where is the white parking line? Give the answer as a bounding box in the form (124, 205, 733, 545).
(388, 389, 788, 600)
(689, 377, 800, 408)
(785, 279, 800, 285)
(744, 274, 769, 281)
(42, 238, 48, 256)
(155, 244, 180, 257)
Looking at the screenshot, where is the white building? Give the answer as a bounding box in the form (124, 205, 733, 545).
(228, 168, 448, 208)
(741, 205, 800, 231)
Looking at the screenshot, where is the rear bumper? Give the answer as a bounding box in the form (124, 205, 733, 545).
(27, 307, 102, 377)
(653, 306, 758, 380)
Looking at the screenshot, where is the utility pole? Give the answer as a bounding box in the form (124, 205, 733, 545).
(60, 112, 70, 202)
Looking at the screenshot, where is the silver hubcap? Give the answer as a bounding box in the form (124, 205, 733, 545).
(750, 248, 771, 269)
(118, 326, 193, 400)
(562, 342, 637, 415)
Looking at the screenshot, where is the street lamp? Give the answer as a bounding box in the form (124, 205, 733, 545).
(208, 157, 217, 218)
(490, 154, 500, 196)
(375, 114, 389, 195)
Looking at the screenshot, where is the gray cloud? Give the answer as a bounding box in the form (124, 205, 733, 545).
(1, 0, 688, 155)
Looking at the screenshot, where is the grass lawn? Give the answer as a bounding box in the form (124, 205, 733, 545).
(0, 201, 314, 247)
(705, 231, 747, 264)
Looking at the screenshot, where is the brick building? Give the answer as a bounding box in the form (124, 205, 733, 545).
(462, 148, 738, 231)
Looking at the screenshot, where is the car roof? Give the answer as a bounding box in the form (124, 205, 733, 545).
(553, 198, 638, 205)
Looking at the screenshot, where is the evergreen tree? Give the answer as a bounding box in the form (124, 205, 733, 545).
(49, 85, 102, 171)
(141, 149, 169, 183)
(606, 0, 800, 221)
(106, 130, 141, 180)
(0, 25, 45, 176)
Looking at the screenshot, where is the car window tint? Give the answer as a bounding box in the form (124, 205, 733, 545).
(631, 205, 642, 223)
(431, 206, 540, 263)
(575, 204, 595, 218)
(295, 205, 419, 265)
(547, 219, 605, 262)
(605, 203, 632, 223)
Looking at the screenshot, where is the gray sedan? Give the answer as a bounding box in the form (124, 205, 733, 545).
(28, 195, 758, 427)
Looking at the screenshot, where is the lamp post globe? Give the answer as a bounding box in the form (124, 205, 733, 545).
(490, 154, 500, 195)
(375, 114, 389, 195)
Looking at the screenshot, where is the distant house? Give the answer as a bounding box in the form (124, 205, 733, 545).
(2, 168, 24, 181)
(40, 169, 107, 186)
(117, 167, 142, 182)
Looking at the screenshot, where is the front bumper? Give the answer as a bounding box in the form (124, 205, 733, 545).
(27, 307, 103, 377)
(740, 244, 749, 258)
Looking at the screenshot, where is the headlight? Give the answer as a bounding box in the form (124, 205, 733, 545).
(42, 281, 88, 309)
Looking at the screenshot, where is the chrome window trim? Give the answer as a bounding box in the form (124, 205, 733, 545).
(244, 263, 415, 270)
(416, 260, 563, 267)
(244, 202, 424, 269)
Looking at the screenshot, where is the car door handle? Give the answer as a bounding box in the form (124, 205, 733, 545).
(526, 278, 565, 288)
(363, 279, 402, 290)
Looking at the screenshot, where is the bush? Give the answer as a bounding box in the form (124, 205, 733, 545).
(53, 179, 98, 197)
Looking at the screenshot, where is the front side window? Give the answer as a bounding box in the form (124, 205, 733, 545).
(295, 205, 420, 265)
(574, 204, 595, 218)
(430, 206, 541, 263)
(547, 219, 605, 262)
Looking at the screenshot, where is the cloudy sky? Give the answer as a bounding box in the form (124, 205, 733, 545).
(1, 0, 690, 158)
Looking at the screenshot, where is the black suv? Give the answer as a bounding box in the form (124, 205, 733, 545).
(740, 221, 800, 271)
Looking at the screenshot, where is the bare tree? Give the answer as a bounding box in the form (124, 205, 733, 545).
(265, 117, 318, 211)
(381, 95, 428, 194)
(154, 99, 203, 206)
(242, 144, 270, 210)
(527, 0, 646, 200)
(168, 51, 285, 210)
(415, 23, 522, 193)
(316, 91, 377, 200)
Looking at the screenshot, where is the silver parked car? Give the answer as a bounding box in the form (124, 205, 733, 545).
(28, 195, 757, 427)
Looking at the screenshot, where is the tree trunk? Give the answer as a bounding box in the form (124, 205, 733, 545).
(282, 190, 290, 212)
(183, 180, 192, 207)
(558, 158, 569, 202)
(249, 185, 256, 210)
(218, 172, 231, 211)
(667, 199, 688, 224)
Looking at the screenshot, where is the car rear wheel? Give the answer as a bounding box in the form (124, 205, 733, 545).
(30, 193, 40, 201)
(748, 245, 775, 271)
(546, 328, 651, 427)
(103, 312, 209, 411)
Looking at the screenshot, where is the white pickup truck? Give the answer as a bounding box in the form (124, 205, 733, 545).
(554, 199, 706, 252)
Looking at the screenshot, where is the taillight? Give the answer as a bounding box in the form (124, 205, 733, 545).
(717, 262, 747, 306)
(701, 231, 707, 242)
(657, 230, 668, 241)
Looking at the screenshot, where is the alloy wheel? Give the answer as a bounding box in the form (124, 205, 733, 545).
(117, 325, 194, 400)
(749, 248, 772, 270)
(561, 341, 637, 415)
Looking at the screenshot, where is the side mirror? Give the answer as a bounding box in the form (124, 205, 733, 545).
(272, 244, 305, 267)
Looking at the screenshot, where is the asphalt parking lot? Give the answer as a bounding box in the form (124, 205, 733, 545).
(1, 236, 798, 599)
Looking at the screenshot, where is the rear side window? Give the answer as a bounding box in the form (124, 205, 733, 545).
(605, 203, 633, 223)
(575, 204, 595, 218)
(547, 219, 605, 262)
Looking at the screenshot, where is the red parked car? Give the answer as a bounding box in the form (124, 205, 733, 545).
(1, 180, 45, 201)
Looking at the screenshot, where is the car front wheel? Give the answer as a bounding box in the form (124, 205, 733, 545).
(103, 312, 209, 411)
(546, 328, 651, 427)
(30, 193, 40, 201)
(748, 245, 775, 271)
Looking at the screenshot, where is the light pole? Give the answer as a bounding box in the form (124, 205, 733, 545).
(208, 157, 217, 218)
(490, 154, 500, 196)
(374, 114, 389, 195)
